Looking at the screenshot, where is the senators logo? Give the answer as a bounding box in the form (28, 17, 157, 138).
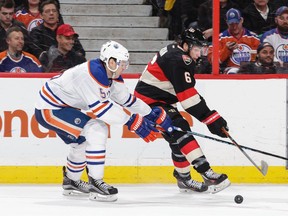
(182, 55, 192, 65)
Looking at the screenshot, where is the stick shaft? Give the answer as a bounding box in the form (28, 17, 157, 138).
(223, 131, 266, 175)
(187, 130, 288, 161)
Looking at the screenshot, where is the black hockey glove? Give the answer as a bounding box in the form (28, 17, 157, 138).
(201, 110, 228, 138)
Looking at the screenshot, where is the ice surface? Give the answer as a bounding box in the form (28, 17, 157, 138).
(0, 184, 287, 216)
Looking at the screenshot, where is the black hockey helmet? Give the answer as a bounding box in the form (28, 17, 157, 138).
(180, 28, 206, 47)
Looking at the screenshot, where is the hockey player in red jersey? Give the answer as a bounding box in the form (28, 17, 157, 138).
(135, 28, 231, 193)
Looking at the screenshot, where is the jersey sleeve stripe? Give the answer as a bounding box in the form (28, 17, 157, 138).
(45, 83, 67, 105)
(180, 94, 201, 110)
(96, 103, 113, 118)
(123, 94, 137, 107)
(39, 91, 63, 108)
(39, 84, 68, 108)
(177, 87, 198, 101)
(91, 101, 109, 113)
(88, 100, 101, 109)
(146, 62, 169, 81)
(134, 91, 167, 105)
(91, 101, 113, 118)
(177, 88, 201, 109)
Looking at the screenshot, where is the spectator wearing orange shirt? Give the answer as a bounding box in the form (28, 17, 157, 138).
(208, 8, 260, 74)
(14, 0, 43, 32)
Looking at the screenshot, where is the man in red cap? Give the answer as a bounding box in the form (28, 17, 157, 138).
(29, 0, 85, 59)
(39, 23, 86, 72)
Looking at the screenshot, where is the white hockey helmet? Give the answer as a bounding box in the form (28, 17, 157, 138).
(100, 40, 129, 72)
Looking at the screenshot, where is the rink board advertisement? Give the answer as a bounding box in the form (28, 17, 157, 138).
(0, 75, 288, 183)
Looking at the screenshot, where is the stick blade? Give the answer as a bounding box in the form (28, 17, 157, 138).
(261, 160, 269, 176)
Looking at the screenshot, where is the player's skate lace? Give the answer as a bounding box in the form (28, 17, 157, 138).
(179, 179, 206, 190)
(73, 180, 90, 191)
(173, 170, 208, 192)
(201, 168, 228, 186)
(89, 176, 118, 195)
(62, 167, 90, 194)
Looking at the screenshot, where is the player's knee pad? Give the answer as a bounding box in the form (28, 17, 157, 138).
(82, 119, 108, 148)
(68, 142, 88, 162)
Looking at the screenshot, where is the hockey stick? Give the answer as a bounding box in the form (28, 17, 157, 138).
(221, 128, 268, 176)
(171, 127, 288, 161)
(172, 127, 268, 176)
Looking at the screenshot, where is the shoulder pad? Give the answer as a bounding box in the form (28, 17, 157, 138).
(88, 59, 109, 87)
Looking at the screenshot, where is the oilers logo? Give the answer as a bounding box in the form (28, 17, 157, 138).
(231, 44, 251, 66)
(276, 44, 288, 63)
(27, 19, 43, 32)
(10, 67, 26, 73)
(74, 118, 81, 125)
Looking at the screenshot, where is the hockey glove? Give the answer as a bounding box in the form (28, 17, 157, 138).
(145, 106, 174, 134)
(201, 110, 228, 138)
(125, 114, 158, 143)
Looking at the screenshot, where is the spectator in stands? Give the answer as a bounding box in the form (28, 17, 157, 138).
(181, 0, 205, 29)
(14, 0, 64, 32)
(242, 0, 276, 36)
(197, 0, 240, 41)
(39, 24, 86, 72)
(231, 0, 252, 10)
(0, 26, 43, 72)
(0, 0, 32, 52)
(238, 41, 288, 73)
(260, 6, 288, 63)
(14, 0, 43, 32)
(273, 0, 288, 11)
(208, 8, 260, 74)
(14, 0, 22, 9)
(238, 42, 277, 73)
(29, 0, 84, 59)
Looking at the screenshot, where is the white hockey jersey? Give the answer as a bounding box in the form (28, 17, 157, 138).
(261, 28, 288, 62)
(35, 59, 151, 125)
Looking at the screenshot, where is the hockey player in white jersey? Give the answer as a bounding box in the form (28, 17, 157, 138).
(34, 40, 173, 202)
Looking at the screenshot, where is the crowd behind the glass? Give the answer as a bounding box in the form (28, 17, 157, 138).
(0, 0, 288, 74)
(151, 0, 288, 74)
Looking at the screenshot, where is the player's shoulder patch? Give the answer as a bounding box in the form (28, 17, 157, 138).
(182, 55, 192, 65)
(88, 59, 109, 88)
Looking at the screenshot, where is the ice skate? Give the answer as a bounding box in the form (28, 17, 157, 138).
(173, 170, 208, 193)
(88, 176, 118, 202)
(201, 168, 231, 194)
(62, 166, 90, 196)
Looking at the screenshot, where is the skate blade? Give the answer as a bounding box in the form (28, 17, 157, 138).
(89, 192, 118, 202)
(179, 187, 209, 194)
(63, 189, 89, 197)
(208, 179, 231, 194)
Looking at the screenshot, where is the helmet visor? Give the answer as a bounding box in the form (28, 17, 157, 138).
(117, 60, 129, 70)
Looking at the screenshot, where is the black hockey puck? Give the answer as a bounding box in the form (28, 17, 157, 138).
(234, 195, 243, 204)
